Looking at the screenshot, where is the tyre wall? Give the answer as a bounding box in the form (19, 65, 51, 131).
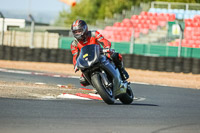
(0, 46, 199, 74)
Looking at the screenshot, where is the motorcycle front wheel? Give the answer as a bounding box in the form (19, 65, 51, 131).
(91, 73, 115, 104)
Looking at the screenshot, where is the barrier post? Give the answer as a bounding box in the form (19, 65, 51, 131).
(177, 22, 183, 57)
(130, 28, 135, 54)
(0, 12, 5, 45)
(29, 14, 35, 48)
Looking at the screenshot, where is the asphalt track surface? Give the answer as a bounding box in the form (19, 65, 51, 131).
(0, 69, 200, 133)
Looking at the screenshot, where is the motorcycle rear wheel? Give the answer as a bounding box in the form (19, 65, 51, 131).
(91, 73, 115, 104)
(119, 85, 134, 104)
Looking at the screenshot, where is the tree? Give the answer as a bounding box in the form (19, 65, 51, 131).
(55, 0, 135, 26)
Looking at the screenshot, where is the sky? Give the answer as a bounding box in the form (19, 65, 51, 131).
(0, 0, 71, 23)
(0, 0, 70, 13)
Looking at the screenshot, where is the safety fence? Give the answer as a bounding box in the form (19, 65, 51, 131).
(0, 45, 199, 74)
(59, 37, 200, 59)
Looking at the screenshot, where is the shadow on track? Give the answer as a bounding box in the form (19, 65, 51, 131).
(114, 103, 159, 106)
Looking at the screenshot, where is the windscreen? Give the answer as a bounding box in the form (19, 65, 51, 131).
(77, 44, 100, 69)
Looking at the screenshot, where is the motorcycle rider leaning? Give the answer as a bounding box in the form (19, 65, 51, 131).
(70, 19, 129, 86)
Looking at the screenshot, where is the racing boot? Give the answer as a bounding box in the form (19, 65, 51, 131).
(118, 63, 129, 81)
(80, 74, 90, 87)
(111, 53, 129, 80)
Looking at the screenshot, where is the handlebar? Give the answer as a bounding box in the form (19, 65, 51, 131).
(101, 48, 115, 54)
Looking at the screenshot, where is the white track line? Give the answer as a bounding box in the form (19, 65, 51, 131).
(0, 68, 168, 87)
(57, 93, 91, 100)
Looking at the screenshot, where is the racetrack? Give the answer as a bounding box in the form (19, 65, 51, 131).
(0, 69, 200, 133)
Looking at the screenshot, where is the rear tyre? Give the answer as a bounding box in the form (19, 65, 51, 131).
(119, 85, 134, 104)
(91, 73, 115, 104)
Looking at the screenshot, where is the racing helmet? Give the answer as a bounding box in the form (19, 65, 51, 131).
(71, 19, 88, 41)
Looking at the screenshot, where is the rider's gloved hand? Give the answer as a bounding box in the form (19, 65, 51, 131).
(74, 64, 79, 73)
(102, 48, 110, 53)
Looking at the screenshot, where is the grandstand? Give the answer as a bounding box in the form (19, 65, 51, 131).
(168, 15, 200, 48)
(99, 11, 175, 42)
(99, 1, 200, 49)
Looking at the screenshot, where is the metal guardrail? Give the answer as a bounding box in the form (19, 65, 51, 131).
(151, 1, 200, 10)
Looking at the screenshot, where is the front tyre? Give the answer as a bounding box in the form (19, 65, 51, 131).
(91, 73, 115, 104)
(119, 85, 134, 104)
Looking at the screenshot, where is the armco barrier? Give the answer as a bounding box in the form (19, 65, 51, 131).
(0, 46, 199, 74)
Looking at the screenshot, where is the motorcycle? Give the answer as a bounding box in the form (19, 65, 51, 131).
(76, 44, 134, 104)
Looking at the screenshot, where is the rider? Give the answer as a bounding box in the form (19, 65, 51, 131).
(70, 19, 129, 86)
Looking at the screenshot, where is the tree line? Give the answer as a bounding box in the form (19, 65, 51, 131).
(54, 0, 200, 27)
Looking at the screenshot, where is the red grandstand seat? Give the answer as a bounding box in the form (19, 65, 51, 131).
(167, 42, 173, 46)
(194, 15, 200, 22)
(138, 15, 143, 20)
(122, 36, 130, 42)
(190, 40, 199, 48)
(140, 11, 148, 16)
(185, 19, 193, 27)
(123, 22, 133, 28)
(126, 31, 132, 37)
(151, 13, 158, 17)
(146, 20, 151, 24)
(134, 27, 140, 33)
(147, 12, 154, 17)
(142, 24, 150, 29)
(120, 23, 125, 27)
(105, 26, 113, 31)
(140, 19, 147, 24)
(188, 39, 195, 45)
(122, 18, 130, 23)
(181, 39, 186, 46)
(184, 32, 191, 39)
(150, 25, 157, 31)
(158, 21, 167, 27)
(182, 39, 189, 45)
(157, 13, 167, 21)
(141, 15, 148, 20)
(119, 31, 125, 38)
(131, 15, 138, 20)
(113, 22, 121, 27)
(191, 35, 199, 40)
(113, 30, 121, 36)
(169, 14, 176, 21)
(174, 41, 179, 46)
(192, 44, 200, 48)
(185, 26, 193, 31)
(196, 40, 200, 45)
(148, 16, 156, 20)
(137, 23, 143, 29)
(150, 19, 158, 25)
(141, 29, 149, 35)
(134, 32, 140, 38)
(114, 35, 122, 42)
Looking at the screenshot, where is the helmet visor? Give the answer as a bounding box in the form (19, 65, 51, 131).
(72, 29, 83, 35)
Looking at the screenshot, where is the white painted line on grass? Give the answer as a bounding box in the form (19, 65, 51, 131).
(35, 82, 46, 85)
